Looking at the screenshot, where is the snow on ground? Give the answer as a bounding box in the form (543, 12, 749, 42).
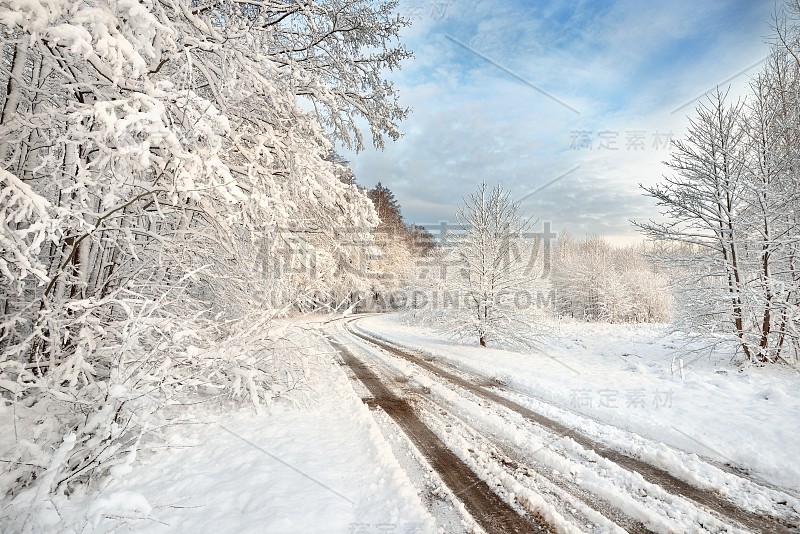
(344, 326, 766, 533)
(1, 318, 435, 534)
(356, 314, 800, 495)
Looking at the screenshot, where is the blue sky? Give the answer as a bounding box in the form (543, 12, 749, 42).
(342, 0, 775, 243)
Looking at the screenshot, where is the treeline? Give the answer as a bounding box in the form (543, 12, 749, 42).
(401, 180, 674, 351)
(366, 182, 436, 292)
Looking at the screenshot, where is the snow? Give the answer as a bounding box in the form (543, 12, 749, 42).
(355, 314, 800, 496)
(1, 320, 435, 534)
(339, 326, 749, 532)
(4, 313, 798, 533)
(364, 407, 485, 534)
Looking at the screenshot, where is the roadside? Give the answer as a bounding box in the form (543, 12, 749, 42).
(355, 314, 800, 495)
(1, 317, 434, 534)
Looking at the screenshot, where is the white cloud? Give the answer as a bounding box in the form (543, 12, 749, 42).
(343, 0, 774, 243)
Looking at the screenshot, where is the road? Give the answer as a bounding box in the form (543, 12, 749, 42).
(326, 316, 800, 534)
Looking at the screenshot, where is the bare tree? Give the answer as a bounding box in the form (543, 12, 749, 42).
(637, 54, 800, 364)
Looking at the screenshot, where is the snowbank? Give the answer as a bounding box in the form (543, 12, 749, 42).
(1, 319, 434, 534)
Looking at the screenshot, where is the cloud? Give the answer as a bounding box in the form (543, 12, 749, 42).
(342, 0, 774, 243)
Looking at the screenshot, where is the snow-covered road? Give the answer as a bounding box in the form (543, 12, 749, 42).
(328, 316, 800, 533)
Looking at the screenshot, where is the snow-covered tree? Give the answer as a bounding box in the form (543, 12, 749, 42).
(636, 5, 800, 364)
(407, 224, 437, 257)
(551, 233, 672, 323)
(636, 89, 753, 350)
(0, 0, 411, 513)
(436, 183, 539, 347)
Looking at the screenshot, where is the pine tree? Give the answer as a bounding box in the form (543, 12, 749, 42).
(368, 182, 405, 230)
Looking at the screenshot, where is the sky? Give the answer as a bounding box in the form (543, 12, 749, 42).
(341, 0, 776, 244)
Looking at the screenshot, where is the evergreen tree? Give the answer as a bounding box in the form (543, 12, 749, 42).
(368, 182, 405, 230)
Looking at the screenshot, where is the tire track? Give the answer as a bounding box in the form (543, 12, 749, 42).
(400, 383, 652, 534)
(345, 321, 797, 534)
(347, 328, 651, 533)
(328, 337, 550, 534)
